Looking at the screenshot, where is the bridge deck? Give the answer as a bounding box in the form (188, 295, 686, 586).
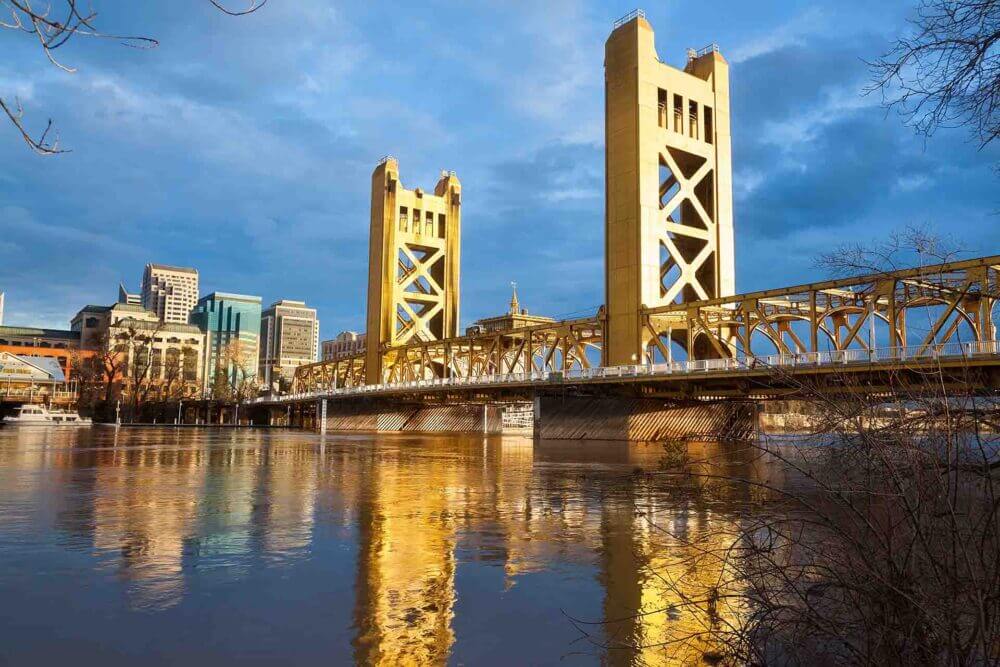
(258, 341, 1000, 406)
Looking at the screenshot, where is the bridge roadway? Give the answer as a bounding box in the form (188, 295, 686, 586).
(251, 340, 1000, 407)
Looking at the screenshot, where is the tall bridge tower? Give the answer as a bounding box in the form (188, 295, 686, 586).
(365, 157, 462, 384)
(604, 11, 735, 365)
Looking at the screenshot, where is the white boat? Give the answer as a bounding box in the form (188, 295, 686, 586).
(3, 404, 92, 426)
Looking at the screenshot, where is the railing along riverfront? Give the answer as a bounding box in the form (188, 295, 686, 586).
(250, 340, 1000, 405)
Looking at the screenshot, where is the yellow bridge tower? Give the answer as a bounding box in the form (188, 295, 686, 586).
(365, 157, 462, 384)
(604, 10, 735, 365)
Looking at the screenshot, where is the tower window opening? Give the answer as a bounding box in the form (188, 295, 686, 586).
(425, 211, 434, 236)
(673, 94, 683, 133)
(399, 206, 408, 232)
(414, 210, 422, 234)
(437, 213, 446, 237)
(657, 88, 668, 128)
(704, 106, 714, 144)
(688, 100, 699, 140)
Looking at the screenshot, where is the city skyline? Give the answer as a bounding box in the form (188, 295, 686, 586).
(1, 1, 998, 342)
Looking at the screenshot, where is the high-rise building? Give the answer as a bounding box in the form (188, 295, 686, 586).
(190, 292, 262, 395)
(0, 291, 5, 325)
(321, 331, 366, 361)
(259, 299, 319, 390)
(141, 264, 199, 324)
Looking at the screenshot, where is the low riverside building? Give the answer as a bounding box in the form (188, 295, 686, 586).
(0, 352, 72, 405)
(259, 299, 319, 391)
(465, 287, 554, 335)
(72, 303, 205, 398)
(0, 325, 86, 381)
(321, 331, 365, 361)
(190, 292, 262, 396)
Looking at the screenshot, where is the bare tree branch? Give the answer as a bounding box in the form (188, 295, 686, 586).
(867, 0, 1000, 149)
(0, 0, 265, 154)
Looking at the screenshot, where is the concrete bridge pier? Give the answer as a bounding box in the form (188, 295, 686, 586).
(290, 395, 756, 442)
(532, 396, 756, 441)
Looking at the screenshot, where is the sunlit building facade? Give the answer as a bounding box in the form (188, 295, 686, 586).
(190, 292, 262, 395)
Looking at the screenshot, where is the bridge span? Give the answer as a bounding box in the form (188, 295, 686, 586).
(251, 13, 999, 440)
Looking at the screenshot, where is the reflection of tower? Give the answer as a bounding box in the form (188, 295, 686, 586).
(365, 158, 462, 384)
(604, 12, 735, 365)
(599, 487, 744, 664)
(352, 449, 459, 664)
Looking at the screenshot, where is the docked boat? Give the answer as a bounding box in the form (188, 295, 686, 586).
(3, 404, 92, 426)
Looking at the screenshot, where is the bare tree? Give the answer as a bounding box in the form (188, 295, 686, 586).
(868, 0, 1000, 149)
(815, 223, 966, 279)
(1, 0, 266, 154)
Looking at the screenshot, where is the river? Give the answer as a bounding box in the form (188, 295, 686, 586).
(0, 426, 775, 665)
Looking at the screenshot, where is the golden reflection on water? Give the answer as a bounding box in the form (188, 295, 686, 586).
(0, 427, 773, 665)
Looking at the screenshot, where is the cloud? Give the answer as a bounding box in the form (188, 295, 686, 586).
(0, 0, 996, 341)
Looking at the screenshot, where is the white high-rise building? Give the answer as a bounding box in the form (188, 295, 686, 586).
(0, 291, 4, 326)
(141, 264, 199, 324)
(259, 299, 319, 390)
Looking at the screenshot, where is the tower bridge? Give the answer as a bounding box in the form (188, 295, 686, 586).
(253, 11, 1000, 439)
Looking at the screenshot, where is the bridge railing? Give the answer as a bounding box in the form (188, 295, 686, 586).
(251, 340, 999, 405)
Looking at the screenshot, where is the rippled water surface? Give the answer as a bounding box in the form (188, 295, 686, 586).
(0, 426, 770, 665)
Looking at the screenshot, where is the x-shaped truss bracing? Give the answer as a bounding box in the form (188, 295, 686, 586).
(642, 256, 1000, 362)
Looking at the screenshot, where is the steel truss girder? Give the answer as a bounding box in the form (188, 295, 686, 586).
(642, 255, 1000, 361)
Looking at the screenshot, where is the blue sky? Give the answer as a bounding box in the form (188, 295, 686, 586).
(1, 1, 997, 339)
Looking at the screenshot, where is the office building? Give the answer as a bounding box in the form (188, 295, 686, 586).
(141, 264, 199, 324)
(190, 292, 262, 394)
(259, 299, 319, 390)
(72, 302, 205, 396)
(321, 331, 366, 361)
(0, 291, 4, 325)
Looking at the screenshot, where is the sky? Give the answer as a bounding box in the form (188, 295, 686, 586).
(1, 0, 997, 340)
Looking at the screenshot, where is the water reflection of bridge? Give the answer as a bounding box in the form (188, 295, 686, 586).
(2, 428, 781, 664)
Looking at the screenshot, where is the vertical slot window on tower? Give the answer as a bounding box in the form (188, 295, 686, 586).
(414, 210, 422, 235)
(437, 214, 446, 237)
(399, 207, 408, 232)
(426, 211, 434, 236)
(673, 94, 683, 133)
(689, 100, 699, 140)
(704, 106, 714, 144)
(657, 88, 668, 128)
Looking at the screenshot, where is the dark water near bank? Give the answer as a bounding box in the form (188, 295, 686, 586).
(0, 427, 775, 666)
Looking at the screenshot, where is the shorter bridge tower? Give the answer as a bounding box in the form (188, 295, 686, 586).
(365, 157, 462, 384)
(604, 11, 735, 365)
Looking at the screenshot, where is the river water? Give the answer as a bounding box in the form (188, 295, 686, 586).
(0, 426, 774, 666)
